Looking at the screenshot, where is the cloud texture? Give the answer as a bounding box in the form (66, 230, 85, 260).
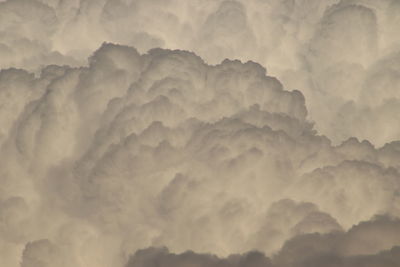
(0, 42, 399, 266)
(0, 0, 400, 266)
(2, 0, 400, 145)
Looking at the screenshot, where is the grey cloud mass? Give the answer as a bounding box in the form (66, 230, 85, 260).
(0, 0, 400, 267)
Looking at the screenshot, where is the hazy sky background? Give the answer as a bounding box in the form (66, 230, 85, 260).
(0, 0, 400, 266)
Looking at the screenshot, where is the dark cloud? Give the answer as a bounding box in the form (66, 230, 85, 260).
(125, 217, 400, 267)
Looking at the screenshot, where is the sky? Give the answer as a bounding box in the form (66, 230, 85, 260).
(1, 0, 400, 266)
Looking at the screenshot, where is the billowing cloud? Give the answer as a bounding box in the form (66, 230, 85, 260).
(124, 216, 400, 267)
(0, 0, 400, 266)
(2, 0, 400, 145)
(0, 42, 398, 266)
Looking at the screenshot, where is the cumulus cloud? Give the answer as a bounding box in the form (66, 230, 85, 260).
(125, 247, 273, 267)
(124, 216, 400, 267)
(0, 42, 398, 266)
(0, 0, 400, 266)
(1, 0, 400, 145)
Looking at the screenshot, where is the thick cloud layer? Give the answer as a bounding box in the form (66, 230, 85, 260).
(1, 0, 400, 266)
(0, 43, 399, 266)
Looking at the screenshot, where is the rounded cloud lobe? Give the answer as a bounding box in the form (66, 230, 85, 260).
(0, 0, 400, 267)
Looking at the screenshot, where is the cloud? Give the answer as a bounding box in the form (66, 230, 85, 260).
(0, 42, 398, 266)
(2, 0, 400, 144)
(125, 247, 273, 267)
(274, 216, 400, 267)
(249, 199, 343, 253)
(1, 0, 400, 265)
(21, 239, 64, 267)
(124, 216, 400, 267)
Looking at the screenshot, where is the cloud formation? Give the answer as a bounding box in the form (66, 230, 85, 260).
(124, 216, 400, 267)
(0, 42, 399, 266)
(0, 0, 400, 266)
(4, 0, 400, 144)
